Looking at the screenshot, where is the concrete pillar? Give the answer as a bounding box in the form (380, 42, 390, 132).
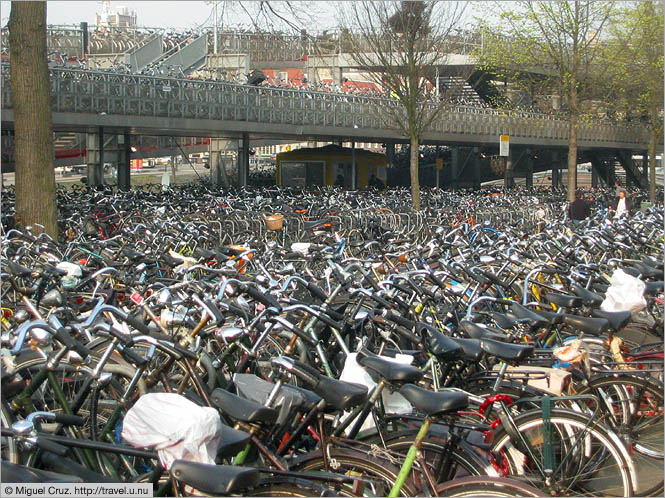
(332, 64, 343, 87)
(385, 143, 395, 167)
(451, 147, 459, 190)
(117, 133, 131, 191)
(351, 141, 356, 190)
(525, 148, 533, 188)
(237, 133, 249, 187)
(210, 138, 235, 188)
(86, 128, 104, 187)
(591, 163, 599, 187)
(551, 151, 560, 189)
(607, 161, 616, 187)
(472, 147, 481, 190)
(170, 155, 177, 184)
(504, 153, 514, 189)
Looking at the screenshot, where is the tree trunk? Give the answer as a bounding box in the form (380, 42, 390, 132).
(409, 136, 420, 211)
(566, 113, 578, 203)
(8, 2, 58, 238)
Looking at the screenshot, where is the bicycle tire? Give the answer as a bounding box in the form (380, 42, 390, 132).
(575, 373, 664, 496)
(490, 407, 635, 497)
(251, 477, 339, 497)
(289, 447, 417, 497)
(434, 476, 545, 497)
(365, 429, 497, 483)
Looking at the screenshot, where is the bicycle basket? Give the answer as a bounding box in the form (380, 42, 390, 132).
(265, 214, 284, 231)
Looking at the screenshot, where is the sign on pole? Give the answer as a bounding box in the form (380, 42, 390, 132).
(436, 157, 443, 170)
(499, 135, 509, 157)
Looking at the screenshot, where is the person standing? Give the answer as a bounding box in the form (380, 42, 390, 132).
(610, 189, 631, 218)
(569, 190, 591, 225)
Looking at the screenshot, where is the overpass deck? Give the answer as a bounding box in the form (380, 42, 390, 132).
(0, 65, 653, 152)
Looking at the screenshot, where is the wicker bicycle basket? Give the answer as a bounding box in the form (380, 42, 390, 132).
(264, 214, 284, 231)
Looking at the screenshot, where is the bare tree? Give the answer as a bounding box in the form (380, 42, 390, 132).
(338, 1, 469, 210)
(479, 1, 616, 202)
(602, 1, 663, 201)
(8, 1, 58, 237)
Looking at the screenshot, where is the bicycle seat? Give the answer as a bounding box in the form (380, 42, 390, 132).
(6, 260, 32, 277)
(359, 355, 424, 384)
(458, 320, 511, 342)
(509, 302, 550, 329)
(545, 293, 583, 309)
(489, 312, 525, 330)
(217, 425, 253, 459)
(622, 266, 642, 278)
(304, 219, 329, 230)
(644, 281, 664, 295)
(282, 384, 323, 412)
(194, 247, 217, 260)
(314, 376, 368, 412)
(399, 384, 468, 416)
(420, 325, 462, 361)
(561, 314, 610, 336)
(570, 283, 604, 307)
(642, 255, 664, 270)
(1, 461, 84, 483)
(630, 262, 664, 280)
(121, 247, 146, 261)
(590, 309, 632, 332)
(479, 339, 534, 363)
(211, 388, 279, 426)
(170, 461, 259, 495)
(530, 308, 565, 325)
(449, 337, 484, 361)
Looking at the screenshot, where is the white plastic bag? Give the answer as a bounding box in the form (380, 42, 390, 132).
(338, 352, 413, 435)
(121, 393, 222, 469)
(600, 269, 647, 313)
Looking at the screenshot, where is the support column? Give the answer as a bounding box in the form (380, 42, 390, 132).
(504, 153, 514, 189)
(86, 128, 104, 187)
(237, 133, 249, 187)
(170, 155, 177, 184)
(472, 147, 481, 190)
(525, 148, 533, 188)
(551, 150, 560, 189)
(332, 63, 343, 87)
(451, 147, 459, 191)
(117, 133, 131, 191)
(351, 141, 356, 190)
(210, 138, 230, 188)
(385, 143, 395, 167)
(591, 163, 599, 187)
(607, 161, 616, 187)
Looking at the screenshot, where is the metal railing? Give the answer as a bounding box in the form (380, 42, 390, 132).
(0, 65, 649, 147)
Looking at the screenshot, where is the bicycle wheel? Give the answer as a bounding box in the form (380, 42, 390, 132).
(576, 374, 664, 496)
(490, 408, 635, 497)
(252, 477, 339, 497)
(290, 447, 417, 497)
(434, 476, 545, 497)
(368, 429, 497, 485)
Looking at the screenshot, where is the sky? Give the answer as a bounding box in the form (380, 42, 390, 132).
(1, 1, 483, 32)
(0, 1, 339, 30)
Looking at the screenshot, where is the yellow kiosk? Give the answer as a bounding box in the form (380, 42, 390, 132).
(276, 144, 387, 189)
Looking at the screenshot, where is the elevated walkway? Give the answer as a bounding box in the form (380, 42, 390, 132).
(1, 66, 654, 154)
